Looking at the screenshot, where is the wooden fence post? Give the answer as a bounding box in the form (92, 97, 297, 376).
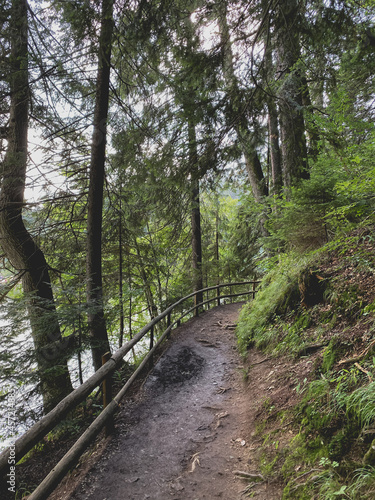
(167, 312, 171, 338)
(149, 324, 154, 368)
(102, 352, 114, 435)
(252, 281, 256, 299)
(194, 292, 199, 317)
(149, 324, 154, 351)
(216, 285, 220, 306)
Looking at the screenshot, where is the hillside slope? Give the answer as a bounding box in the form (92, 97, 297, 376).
(237, 226, 375, 499)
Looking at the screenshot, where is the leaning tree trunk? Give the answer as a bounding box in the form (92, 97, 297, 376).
(275, 0, 308, 189)
(218, 2, 268, 203)
(218, 1, 271, 242)
(86, 0, 114, 371)
(0, 0, 72, 413)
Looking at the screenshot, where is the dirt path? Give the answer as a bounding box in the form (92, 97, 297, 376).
(53, 304, 284, 500)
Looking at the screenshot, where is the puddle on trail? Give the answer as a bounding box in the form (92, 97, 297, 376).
(145, 346, 206, 389)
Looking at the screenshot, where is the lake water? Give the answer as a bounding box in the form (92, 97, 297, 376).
(0, 311, 151, 451)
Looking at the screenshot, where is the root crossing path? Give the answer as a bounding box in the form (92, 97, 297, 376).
(58, 303, 281, 500)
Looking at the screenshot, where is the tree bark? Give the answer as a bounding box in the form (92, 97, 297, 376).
(301, 75, 320, 161)
(134, 238, 158, 320)
(218, 2, 268, 202)
(267, 100, 282, 196)
(0, 0, 72, 413)
(188, 116, 204, 306)
(275, 0, 308, 188)
(118, 196, 124, 348)
(264, 41, 282, 196)
(86, 0, 113, 371)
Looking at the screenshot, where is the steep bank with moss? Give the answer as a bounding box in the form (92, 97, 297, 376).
(237, 226, 375, 499)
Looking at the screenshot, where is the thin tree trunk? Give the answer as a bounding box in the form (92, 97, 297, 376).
(265, 41, 282, 195)
(191, 177, 203, 303)
(146, 222, 164, 308)
(0, 0, 72, 412)
(301, 75, 320, 160)
(118, 198, 124, 348)
(134, 239, 158, 320)
(267, 101, 282, 195)
(86, 0, 113, 371)
(188, 116, 203, 305)
(215, 201, 220, 283)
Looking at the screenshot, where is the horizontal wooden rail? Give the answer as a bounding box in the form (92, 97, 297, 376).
(0, 281, 259, 498)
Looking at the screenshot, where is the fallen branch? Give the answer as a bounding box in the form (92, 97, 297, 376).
(298, 342, 326, 356)
(338, 339, 375, 366)
(290, 468, 321, 483)
(251, 357, 272, 366)
(354, 362, 373, 382)
(233, 470, 264, 481)
(280, 420, 294, 429)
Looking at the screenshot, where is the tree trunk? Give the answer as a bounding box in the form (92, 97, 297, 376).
(86, 0, 113, 371)
(134, 238, 158, 320)
(218, 2, 268, 202)
(0, 0, 72, 413)
(215, 201, 220, 283)
(275, 0, 308, 188)
(301, 75, 320, 161)
(191, 177, 203, 303)
(265, 41, 282, 196)
(188, 117, 203, 306)
(118, 197, 124, 348)
(267, 101, 282, 195)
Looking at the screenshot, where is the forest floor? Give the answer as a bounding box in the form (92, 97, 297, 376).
(25, 302, 312, 500)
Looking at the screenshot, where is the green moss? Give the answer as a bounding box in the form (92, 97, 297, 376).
(328, 426, 357, 461)
(255, 419, 267, 436)
(260, 453, 278, 477)
(236, 252, 316, 351)
(363, 439, 375, 465)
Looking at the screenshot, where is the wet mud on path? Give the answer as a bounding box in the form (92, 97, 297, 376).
(56, 303, 281, 500)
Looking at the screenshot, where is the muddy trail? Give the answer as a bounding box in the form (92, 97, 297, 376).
(51, 303, 284, 500)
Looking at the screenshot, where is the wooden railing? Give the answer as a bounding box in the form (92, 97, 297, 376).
(0, 281, 259, 499)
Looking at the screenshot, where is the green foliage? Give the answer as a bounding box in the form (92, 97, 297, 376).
(322, 338, 346, 373)
(237, 252, 315, 352)
(346, 382, 375, 428)
(263, 116, 375, 254)
(298, 378, 334, 431)
(226, 190, 266, 276)
(348, 466, 375, 499)
(265, 159, 341, 253)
